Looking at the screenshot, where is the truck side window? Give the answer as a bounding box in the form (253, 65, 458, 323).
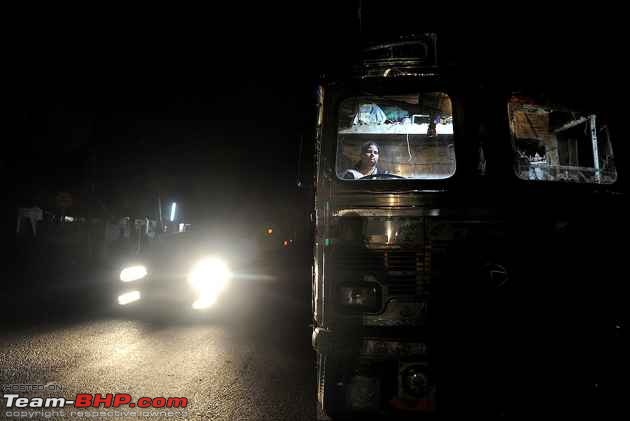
(508, 95, 617, 184)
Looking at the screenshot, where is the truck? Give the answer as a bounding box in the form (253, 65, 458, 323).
(311, 32, 626, 418)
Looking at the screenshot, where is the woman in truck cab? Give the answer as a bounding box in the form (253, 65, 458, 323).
(343, 141, 380, 179)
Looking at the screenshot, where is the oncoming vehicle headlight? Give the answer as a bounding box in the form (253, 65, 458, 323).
(120, 265, 148, 282)
(187, 257, 232, 309)
(118, 290, 141, 305)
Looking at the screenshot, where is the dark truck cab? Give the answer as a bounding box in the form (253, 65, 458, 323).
(312, 34, 626, 418)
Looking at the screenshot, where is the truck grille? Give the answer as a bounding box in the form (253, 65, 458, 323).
(331, 248, 424, 296)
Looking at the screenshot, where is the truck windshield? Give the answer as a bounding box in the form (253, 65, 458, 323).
(335, 92, 456, 180)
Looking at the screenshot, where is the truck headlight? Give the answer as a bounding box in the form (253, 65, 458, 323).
(338, 283, 381, 312)
(188, 257, 232, 309)
(120, 265, 147, 282)
(401, 365, 429, 398)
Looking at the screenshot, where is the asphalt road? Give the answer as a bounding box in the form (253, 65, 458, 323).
(0, 266, 315, 421)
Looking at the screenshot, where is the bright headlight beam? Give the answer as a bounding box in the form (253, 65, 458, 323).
(118, 290, 141, 305)
(188, 257, 231, 309)
(192, 296, 218, 310)
(120, 265, 148, 282)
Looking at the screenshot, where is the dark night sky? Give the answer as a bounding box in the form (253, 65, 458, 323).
(6, 5, 625, 228)
(10, 4, 337, 226)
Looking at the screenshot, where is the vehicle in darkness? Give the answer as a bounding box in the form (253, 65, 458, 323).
(311, 33, 627, 418)
(114, 226, 276, 317)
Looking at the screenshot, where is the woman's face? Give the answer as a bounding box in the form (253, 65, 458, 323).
(362, 145, 379, 168)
